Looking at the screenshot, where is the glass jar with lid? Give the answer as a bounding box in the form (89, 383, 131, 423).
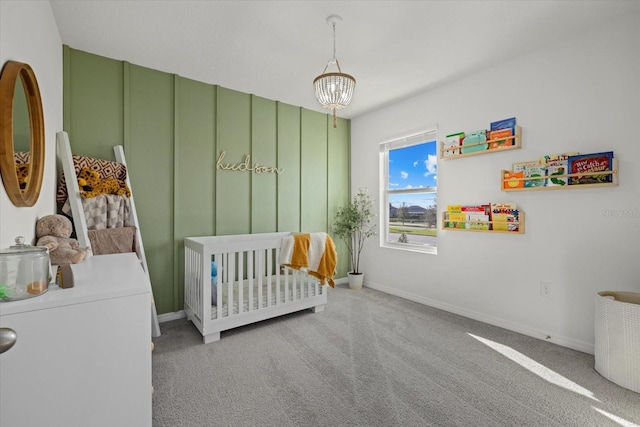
(0, 236, 50, 301)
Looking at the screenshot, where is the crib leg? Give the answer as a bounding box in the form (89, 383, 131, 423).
(311, 304, 325, 313)
(203, 332, 221, 344)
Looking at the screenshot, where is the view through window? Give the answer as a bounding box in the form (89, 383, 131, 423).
(380, 129, 437, 253)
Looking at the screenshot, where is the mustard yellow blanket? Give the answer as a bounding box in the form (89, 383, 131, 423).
(279, 233, 337, 287)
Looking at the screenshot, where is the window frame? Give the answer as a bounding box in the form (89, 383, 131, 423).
(379, 128, 438, 255)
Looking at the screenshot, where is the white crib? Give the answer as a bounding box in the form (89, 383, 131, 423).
(184, 232, 328, 343)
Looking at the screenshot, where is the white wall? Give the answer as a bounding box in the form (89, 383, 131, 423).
(351, 14, 640, 354)
(0, 0, 62, 248)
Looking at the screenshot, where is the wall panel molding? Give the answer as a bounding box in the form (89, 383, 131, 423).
(63, 46, 350, 314)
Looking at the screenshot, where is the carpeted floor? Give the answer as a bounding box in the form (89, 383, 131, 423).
(152, 283, 640, 427)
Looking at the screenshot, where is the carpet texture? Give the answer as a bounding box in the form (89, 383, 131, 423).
(152, 284, 640, 427)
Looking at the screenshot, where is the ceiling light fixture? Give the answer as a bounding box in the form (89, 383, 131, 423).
(313, 14, 356, 128)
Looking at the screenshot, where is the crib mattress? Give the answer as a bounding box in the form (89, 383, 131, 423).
(211, 279, 321, 319)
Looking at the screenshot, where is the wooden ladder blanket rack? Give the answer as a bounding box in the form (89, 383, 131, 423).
(56, 131, 161, 337)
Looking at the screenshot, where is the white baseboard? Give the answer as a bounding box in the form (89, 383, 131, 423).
(364, 281, 594, 355)
(157, 310, 186, 323)
(156, 279, 595, 354)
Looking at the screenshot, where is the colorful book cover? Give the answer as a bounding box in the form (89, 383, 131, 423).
(567, 151, 614, 185)
(490, 117, 516, 131)
(503, 171, 524, 189)
(446, 205, 466, 229)
(443, 132, 464, 157)
(513, 160, 538, 172)
(462, 204, 490, 230)
(490, 203, 519, 232)
(541, 152, 578, 187)
(514, 161, 545, 188)
(545, 158, 569, 186)
(460, 131, 488, 154)
(525, 164, 546, 187)
(488, 128, 513, 149)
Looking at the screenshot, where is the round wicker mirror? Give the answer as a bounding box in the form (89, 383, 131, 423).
(0, 61, 45, 207)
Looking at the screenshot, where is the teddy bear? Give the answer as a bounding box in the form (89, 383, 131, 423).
(35, 214, 91, 265)
(77, 166, 131, 198)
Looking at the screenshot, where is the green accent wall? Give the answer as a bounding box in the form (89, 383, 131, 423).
(62, 46, 351, 314)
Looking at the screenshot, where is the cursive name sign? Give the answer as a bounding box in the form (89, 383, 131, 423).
(216, 151, 283, 174)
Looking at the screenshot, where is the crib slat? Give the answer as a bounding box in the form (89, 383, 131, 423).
(227, 253, 235, 317)
(284, 267, 289, 303)
(266, 249, 272, 307)
(214, 253, 222, 320)
(275, 248, 280, 305)
(217, 253, 223, 319)
(257, 249, 264, 310)
(248, 249, 254, 312)
(237, 251, 244, 314)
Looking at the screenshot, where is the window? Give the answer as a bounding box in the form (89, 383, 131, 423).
(379, 129, 438, 254)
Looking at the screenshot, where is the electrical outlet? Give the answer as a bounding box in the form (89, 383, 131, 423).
(540, 282, 552, 297)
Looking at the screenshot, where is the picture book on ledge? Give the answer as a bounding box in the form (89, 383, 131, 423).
(490, 202, 519, 232)
(443, 132, 464, 157)
(503, 151, 615, 189)
(567, 151, 614, 185)
(489, 117, 517, 150)
(444, 203, 519, 232)
(542, 152, 578, 187)
(463, 204, 491, 230)
(513, 160, 545, 188)
(460, 131, 488, 154)
(441, 116, 519, 158)
(445, 205, 466, 229)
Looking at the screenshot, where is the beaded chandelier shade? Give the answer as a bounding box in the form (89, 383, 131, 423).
(313, 15, 356, 128)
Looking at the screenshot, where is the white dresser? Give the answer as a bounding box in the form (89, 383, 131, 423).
(0, 253, 152, 427)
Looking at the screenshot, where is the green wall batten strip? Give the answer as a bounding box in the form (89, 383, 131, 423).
(212, 85, 220, 235)
(211, 85, 219, 235)
(63, 46, 71, 132)
(173, 74, 180, 312)
(275, 101, 282, 231)
(123, 62, 130, 151)
(214, 86, 220, 235)
(169, 75, 177, 312)
(298, 106, 303, 232)
(249, 94, 253, 235)
(324, 116, 331, 233)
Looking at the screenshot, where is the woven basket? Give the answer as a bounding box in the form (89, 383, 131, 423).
(594, 291, 640, 393)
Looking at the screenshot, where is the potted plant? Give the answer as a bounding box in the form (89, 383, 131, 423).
(332, 188, 377, 289)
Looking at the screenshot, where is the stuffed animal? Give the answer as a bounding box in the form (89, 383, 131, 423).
(35, 214, 90, 265)
(77, 166, 99, 190)
(16, 162, 29, 191)
(77, 166, 131, 198)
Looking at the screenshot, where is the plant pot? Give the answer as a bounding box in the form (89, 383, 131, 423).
(348, 272, 364, 290)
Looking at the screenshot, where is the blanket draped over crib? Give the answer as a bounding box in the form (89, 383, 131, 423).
(279, 232, 337, 287)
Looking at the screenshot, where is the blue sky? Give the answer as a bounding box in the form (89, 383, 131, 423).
(388, 140, 437, 208)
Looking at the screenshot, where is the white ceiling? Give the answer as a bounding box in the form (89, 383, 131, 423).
(49, 0, 639, 119)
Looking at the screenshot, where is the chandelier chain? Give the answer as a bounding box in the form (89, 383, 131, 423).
(332, 22, 336, 61)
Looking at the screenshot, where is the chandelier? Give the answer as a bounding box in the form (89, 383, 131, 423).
(313, 15, 356, 128)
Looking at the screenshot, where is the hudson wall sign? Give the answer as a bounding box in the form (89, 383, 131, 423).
(216, 151, 284, 175)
